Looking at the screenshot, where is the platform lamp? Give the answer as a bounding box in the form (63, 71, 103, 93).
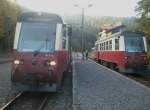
(74, 4, 93, 60)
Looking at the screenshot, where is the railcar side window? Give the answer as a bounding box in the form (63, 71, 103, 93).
(62, 38, 66, 49)
(115, 39, 119, 50)
(104, 42, 106, 50)
(100, 43, 102, 50)
(95, 44, 98, 50)
(102, 43, 104, 50)
(98, 44, 100, 51)
(109, 40, 112, 50)
(63, 27, 67, 37)
(62, 26, 67, 49)
(63, 30, 66, 37)
(106, 41, 108, 50)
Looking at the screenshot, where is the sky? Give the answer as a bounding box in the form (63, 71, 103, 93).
(15, 0, 139, 17)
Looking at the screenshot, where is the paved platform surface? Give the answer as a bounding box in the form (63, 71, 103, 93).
(74, 58, 150, 110)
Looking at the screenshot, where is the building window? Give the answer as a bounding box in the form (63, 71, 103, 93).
(115, 39, 119, 50)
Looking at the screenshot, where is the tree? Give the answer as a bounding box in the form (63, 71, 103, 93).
(64, 14, 132, 51)
(135, 0, 150, 36)
(0, 0, 21, 50)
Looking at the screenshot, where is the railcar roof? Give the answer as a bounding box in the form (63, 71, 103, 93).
(123, 31, 145, 36)
(100, 25, 126, 33)
(17, 12, 63, 23)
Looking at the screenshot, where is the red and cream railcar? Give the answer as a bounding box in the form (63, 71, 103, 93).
(94, 25, 149, 73)
(11, 12, 72, 92)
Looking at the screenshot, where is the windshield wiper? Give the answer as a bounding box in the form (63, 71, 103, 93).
(33, 37, 49, 57)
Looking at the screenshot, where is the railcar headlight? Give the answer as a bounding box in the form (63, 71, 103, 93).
(47, 61, 56, 66)
(50, 61, 56, 66)
(125, 56, 130, 60)
(14, 60, 24, 65)
(14, 60, 20, 65)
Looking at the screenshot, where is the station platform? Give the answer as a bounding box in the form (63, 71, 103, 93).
(73, 57, 150, 110)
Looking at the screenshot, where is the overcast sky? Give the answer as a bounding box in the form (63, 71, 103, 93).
(16, 0, 139, 17)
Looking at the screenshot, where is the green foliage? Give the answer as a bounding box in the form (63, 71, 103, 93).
(135, 0, 150, 36)
(65, 15, 135, 51)
(135, 0, 150, 59)
(0, 0, 21, 50)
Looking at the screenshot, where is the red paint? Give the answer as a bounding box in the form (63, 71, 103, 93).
(11, 49, 71, 84)
(94, 51, 148, 69)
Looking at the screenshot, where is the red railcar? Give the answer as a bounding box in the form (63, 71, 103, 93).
(93, 25, 149, 73)
(11, 12, 72, 92)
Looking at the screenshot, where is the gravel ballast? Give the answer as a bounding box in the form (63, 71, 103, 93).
(0, 63, 18, 107)
(0, 63, 72, 110)
(45, 72, 73, 110)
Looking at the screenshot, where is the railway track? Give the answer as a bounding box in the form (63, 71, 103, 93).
(0, 92, 49, 110)
(125, 72, 150, 88)
(0, 92, 24, 110)
(115, 69, 150, 88)
(0, 71, 72, 110)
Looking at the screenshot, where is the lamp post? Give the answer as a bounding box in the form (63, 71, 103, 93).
(148, 8, 150, 17)
(74, 4, 92, 60)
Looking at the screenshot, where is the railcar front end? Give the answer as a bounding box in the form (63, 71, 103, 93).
(120, 32, 149, 73)
(11, 12, 72, 92)
(94, 25, 149, 73)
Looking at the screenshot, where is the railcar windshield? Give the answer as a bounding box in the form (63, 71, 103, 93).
(124, 33, 145, 52)
(18, 22, 56, 52)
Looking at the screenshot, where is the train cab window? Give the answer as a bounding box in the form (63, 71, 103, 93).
(115, 39, 119, 50)
(109, 40, 112, 50)
(18, 23, 56, 52)
(124, 33, 145, 52)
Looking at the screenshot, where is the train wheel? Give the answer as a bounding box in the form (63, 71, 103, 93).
(98, 60, 102, 64)
(101, 60, 104, 65)
(110, 63, 115, 70)
(103, 61, 108, 67)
